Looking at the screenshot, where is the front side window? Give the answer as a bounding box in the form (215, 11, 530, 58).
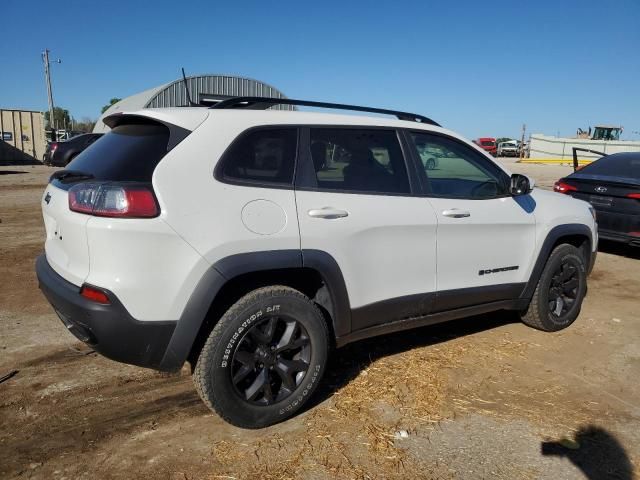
(309, 128, 410, 194)
(411, 133, 509, 199)
(220, 128, 297, 185)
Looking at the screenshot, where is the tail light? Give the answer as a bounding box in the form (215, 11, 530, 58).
(553, 181, 577, 194)
(50, 142, 58, 152)
(627, 193, 640, 199)
(69, 183, 159, 218)
(80, 285, 110, 304)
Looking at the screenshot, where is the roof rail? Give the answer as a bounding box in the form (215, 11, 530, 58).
(209, 96, 441, 126)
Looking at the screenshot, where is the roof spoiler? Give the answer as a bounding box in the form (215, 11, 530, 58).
(102, 113, 191, 151)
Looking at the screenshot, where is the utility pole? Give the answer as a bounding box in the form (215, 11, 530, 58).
(519, 123, 527, 161)
(42, 49, 61, 141)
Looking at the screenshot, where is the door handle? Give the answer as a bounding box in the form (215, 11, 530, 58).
(308, 207, 349, 219)
(442, 209, 471, 218)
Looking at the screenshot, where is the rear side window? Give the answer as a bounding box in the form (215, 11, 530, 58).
(66, 124, 170, 182)
(218, 128, 297, 185)
(309, 128, 410, 194)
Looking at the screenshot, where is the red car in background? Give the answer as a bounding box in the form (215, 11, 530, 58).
(473, 137, 497, 156)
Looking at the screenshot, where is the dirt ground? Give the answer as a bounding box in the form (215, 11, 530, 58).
(1, 160, 639, 480)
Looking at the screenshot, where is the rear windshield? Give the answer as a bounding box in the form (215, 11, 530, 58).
(65, 124, 170, 182)
(578, 154, 640, 179)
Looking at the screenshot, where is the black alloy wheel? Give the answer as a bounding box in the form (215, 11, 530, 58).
(193, 286, 329, 428)
(231, 316, 311, 405)
(548, 261, 579, 318)
(520, 243, 587, 332)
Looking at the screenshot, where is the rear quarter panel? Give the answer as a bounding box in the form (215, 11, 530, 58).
(85, 217, 209, 321)
(152, 114, 301, 265)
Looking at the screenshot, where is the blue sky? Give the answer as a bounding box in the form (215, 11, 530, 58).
(1, 0, 639, 139)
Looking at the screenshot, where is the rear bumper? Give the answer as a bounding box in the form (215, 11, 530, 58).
(36, 254, 176, 370)
(591, 209, 640, 244)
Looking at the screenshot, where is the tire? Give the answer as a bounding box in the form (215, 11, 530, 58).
(425, 158, 436, 170)
(193, 286, 329, 428)
(520, 244, 587, 332)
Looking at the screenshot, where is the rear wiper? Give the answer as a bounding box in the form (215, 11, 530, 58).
(50, 170, 95, 183)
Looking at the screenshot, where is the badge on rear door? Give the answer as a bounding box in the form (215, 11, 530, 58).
(595, 186, 607, 193)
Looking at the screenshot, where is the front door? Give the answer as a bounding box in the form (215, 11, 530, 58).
(408, 131, 536, 311)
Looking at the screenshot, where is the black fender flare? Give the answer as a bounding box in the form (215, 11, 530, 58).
(159, 249, 351, 371)
(302, 249, 351, 337)
(520, 224, 594, 300)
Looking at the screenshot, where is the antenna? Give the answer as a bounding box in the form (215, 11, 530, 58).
(181, 68, 198, 107)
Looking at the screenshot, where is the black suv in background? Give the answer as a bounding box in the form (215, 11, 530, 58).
(44, 133, 103, 167)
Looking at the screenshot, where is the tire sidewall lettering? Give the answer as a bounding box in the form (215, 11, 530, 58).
(220, 307, 274, 368)
(278, 364, 322, 415)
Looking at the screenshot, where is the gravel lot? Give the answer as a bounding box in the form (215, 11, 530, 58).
(1, 160, 638, 479)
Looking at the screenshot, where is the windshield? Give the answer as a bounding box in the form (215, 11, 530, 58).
(592, 127, 621, 141)
(577, 153, 640, 179)
(480, 140, 495, 147)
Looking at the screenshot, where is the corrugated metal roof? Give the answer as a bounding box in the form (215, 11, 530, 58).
(94, 74, 290, 133)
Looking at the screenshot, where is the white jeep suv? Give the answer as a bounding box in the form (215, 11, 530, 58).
(36, 97, 597, 428)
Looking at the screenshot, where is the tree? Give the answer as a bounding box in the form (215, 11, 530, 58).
(44, 107, 71, 129)
(101, 98, 122, 114)
(72, 117, 96, 133)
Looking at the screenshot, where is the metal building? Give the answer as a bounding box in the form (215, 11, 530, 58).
(94, 74, 292, 133)
(0, 109, 47, 165)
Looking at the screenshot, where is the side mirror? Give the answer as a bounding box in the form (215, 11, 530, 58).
(510, 174, 533, 196)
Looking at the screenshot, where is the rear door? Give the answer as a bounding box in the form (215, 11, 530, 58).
(407, 131, 536, 310)
(295, 127, 438, 332)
